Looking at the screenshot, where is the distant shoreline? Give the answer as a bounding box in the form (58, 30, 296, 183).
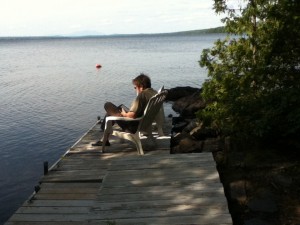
(0, 26, 225, 39)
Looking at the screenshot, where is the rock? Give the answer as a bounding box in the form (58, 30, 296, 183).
(167, 86, 220, 153)
(247, 191, 278, 213)
(213, 151, 225, 164)
(171, 116, 185, 125)
(190, 126, 219, 140)
(201, 138, 222, 152)
(170, 134, 203, 154)
(272, 174, 293, 188)
(171, 134, 222, 153)
(172, 90, 206, 118)
(182, 119, 200, 133)
(171, 135, 221, 153)
(244, 218, 272, 225)
(170, 132, 191, 148)
(171, 121, 189, 134)
(166, 86, 201, 101)
(229, 180, 248, 202)
(171, 117, 188, 133)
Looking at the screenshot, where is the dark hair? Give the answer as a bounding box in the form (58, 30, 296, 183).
(132, 73, 151, 89)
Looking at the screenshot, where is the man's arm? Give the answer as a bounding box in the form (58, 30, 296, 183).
(121, 108, 136, 118)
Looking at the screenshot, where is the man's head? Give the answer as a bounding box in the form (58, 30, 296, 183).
(132, 73, 151, 93)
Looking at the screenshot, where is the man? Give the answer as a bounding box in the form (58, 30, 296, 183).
(92, 73, 157, 146)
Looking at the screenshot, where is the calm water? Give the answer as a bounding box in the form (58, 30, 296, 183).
(0, 34, 223, 224)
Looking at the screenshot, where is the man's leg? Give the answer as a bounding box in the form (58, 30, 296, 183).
(104, 102, 122, 116)
(93, 102, 121, 147)
(100, 102, 121, 130)
(104, 102, 139, 133)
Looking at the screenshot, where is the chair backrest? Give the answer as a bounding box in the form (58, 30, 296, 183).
(157, 85, 164, 93)
(155, 85, 165, 126)
(138, 90, 167, 133)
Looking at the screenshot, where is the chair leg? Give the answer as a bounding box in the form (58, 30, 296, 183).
(102, 121, 112, 153)
(148, 133, 157, 146)
(102, 132, 109, 153)
(136, 140, 144, 155)
(157, 127, 164, 136)
(132, 134, 144, 155)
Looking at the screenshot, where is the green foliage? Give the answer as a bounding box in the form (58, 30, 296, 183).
(198, 0, 300, 144)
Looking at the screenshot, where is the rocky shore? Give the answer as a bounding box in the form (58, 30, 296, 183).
(165, 86, 221, 154)
(166, 86, 300, 225)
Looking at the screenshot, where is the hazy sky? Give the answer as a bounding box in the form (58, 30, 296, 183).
(1, 0, 224, 37)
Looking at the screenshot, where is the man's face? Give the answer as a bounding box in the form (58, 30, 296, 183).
(134, 85, 143, 95)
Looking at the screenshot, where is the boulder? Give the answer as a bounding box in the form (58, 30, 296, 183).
(172, 90, 206, 118)
(168, 86, 220, 154)
(170, 135, 203, 154)
(166, 86, 201, 101)
(229, 180, 248, 202)
(247, 191, 278, 213)
(170, 132, 191, 148)
(190, 126, 219, 140)
(201, 138, 222, 152)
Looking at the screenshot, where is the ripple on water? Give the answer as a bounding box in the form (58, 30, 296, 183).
(0, 34, 224, 224)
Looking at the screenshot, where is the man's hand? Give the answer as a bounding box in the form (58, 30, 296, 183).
(121, 108, 127, 117)
(121, 108, 135, 118)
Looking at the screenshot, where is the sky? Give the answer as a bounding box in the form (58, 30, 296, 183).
(1, 0, 224, 37)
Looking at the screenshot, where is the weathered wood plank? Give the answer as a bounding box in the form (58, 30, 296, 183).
(91, 206, 230, 219)
(40, 176, 102, 183)
(16, 206, 90, 214)
(109, 154, 214, 165)
(58, 156, 107, 161)
(5, 219, 231, 225)
(42, 172, 103, 178)
(104, 166, 218, 178)
(6, 215, 232, 225)
(93, 197, 228, 209)
(8, 214, 92, 222)
(5, 222, 90, 225)
(99, 182, 225, 194)
(96, 191, 226, 202)
(101, 175, 221, 187)
(9, 212, 232, 223)
(107, 162, 216, 171)
(23, 200, 95, 207)
(54, 158, 109, 164)
(89, 214, 232, 225)
(54, 160, 109, 166)
(37, 187, 98, 194)
(41, 170, 104, 182)
(39, 182, 100, 188)
(52, 164, 108, 171)
(32, 193, 97, 200)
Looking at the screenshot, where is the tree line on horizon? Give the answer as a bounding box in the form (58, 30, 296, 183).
(166, 26, 225, 35)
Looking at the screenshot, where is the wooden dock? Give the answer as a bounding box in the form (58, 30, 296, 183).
(5, 120, 232, 225)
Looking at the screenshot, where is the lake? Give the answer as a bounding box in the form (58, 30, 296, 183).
(0, 33, 224, 224)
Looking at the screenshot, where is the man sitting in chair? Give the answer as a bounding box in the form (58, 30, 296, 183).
(92, 73, 157, 146)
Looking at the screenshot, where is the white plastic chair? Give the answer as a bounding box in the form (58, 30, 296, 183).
(102, 89, 168, 155)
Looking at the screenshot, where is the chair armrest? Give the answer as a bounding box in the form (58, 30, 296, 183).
(104, 116, 143, 131)
(106, 116, 142, 122)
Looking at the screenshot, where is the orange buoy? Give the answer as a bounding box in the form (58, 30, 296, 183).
(96, 64, 102, 68)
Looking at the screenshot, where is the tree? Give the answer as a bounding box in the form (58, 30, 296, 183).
(198, 0, 300, 145)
